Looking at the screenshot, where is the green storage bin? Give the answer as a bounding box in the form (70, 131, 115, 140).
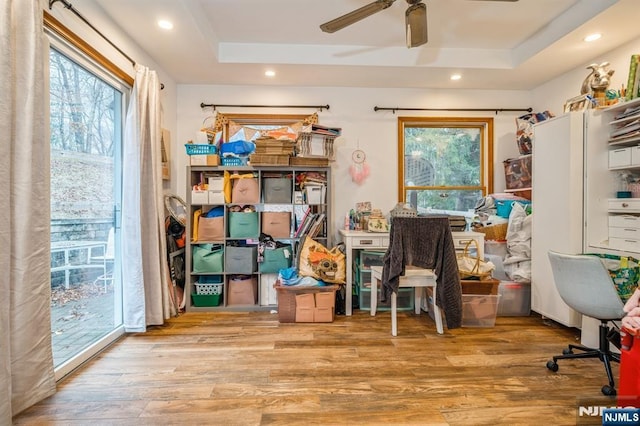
(359, 287, 414, 312)
(359, 250, 385, 269)
(191, 293, 222, 307)
(228, 211, 259, 239)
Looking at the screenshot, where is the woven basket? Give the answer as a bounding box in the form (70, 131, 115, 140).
(472, 222, 508, 241)
(275, 283, 339, 323)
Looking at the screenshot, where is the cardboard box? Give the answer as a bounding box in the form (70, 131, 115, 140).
(314, 307, 334, 322)
(295, 293, 316, 322)
(295, 293, 316, 308)
(315, 292, 335, 308)
(190, 154, 220, 166)
(296, 307, 315, 322)
(275, 284, 339, 323)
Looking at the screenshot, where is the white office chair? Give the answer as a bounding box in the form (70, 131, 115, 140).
(91, 227, 115, 292)
(546, 250, 626, 396)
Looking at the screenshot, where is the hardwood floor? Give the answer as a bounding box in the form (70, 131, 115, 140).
(14, 310, 619, 425)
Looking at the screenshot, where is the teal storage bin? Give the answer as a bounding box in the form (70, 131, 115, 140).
(495, 199, 531, 219)
(259, 245, 293, 273)
(228, 211, 259, 239)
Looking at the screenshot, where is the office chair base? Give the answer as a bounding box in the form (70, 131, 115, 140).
(546, 322, 620, 396)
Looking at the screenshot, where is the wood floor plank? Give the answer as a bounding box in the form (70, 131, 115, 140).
(14, 310, 621, 425)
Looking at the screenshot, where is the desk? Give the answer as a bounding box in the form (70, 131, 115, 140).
(371, 265, 441, 335)
(51, 240, 106, 289)
(339, 229, 484, 316)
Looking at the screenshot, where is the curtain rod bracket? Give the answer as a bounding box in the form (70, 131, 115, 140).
(200, 103, 329, 112)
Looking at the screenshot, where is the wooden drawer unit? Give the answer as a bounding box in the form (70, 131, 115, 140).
(608, 199, 640, 213)
(609, 214, 640, 252)
(350, 235, 389, 248)
(609, 237, 640, 252)
(609, 226, 640, 240)
(609, 214, 640, 229)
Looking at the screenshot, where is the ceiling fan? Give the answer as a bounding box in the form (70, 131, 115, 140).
(320, 0, 519, 49)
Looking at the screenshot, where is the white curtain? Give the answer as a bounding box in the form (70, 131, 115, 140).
(0, 1, 56, 422)
(122, 64, 173, 331)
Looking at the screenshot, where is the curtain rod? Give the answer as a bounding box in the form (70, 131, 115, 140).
(200, 103, 330, 111)
(49, 0, 165, 90)
(374, 106, 532, 114)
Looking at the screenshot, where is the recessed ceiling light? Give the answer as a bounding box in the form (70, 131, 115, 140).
(157, 20, 174, 30)
(450, 74, 462, 81)
(584, 33, 601, 42)
(265, 70, 276, 77)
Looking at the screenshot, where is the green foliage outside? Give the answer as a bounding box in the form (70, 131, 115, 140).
(404, 126, 482, 213)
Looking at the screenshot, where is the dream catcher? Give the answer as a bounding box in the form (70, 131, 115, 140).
(350, 148, 370, 184)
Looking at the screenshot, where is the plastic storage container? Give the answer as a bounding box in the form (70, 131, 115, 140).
(461, 294, 501, 327)
(497, 281, 531, 316)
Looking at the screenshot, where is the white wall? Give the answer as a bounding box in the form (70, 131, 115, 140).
(41, 0, 178, 193)
(177, 86, 531, 241)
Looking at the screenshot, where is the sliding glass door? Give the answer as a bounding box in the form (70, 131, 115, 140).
(48, 42, 126, 379)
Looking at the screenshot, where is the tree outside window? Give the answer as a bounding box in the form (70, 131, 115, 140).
(398, 117, 493, 217)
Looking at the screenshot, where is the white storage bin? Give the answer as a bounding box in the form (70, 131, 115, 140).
(191, 189, 208, 204)
(207, 176, 224, 191)
(632, 146, 640, 166)
(208, 190, 225, 204)
(609, 147, 631, 168)
(259, 273, 278, 306)
(304, 184, 326, 204)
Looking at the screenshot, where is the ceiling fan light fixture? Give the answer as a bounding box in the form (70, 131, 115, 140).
(405, 2, 427, 48)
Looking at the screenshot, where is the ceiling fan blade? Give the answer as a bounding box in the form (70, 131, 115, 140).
(320, 0, 397, 33)
(406, 3, 427, 48)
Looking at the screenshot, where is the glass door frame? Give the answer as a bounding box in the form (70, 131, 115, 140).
(47, 34, 127, 381)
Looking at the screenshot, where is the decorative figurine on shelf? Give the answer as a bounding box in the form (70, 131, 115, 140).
(580, 62, 615, 103)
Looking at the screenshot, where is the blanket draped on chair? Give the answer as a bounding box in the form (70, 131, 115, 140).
(381, 216, 462, 329)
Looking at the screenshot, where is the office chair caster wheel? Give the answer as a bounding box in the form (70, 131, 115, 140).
(562, 348, 573, 355)
(602, 385, 616, 396)
(546, 360, 558, 372)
